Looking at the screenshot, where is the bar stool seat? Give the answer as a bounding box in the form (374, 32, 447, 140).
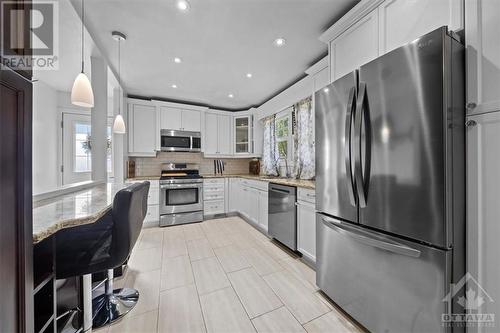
(55, 182, 150, 330)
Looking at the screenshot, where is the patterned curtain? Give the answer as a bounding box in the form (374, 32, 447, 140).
(261, 115, 279, 176)
(292, 96, 315, 179)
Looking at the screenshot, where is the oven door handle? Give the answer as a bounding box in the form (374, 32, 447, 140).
(161, 184, 203, 190)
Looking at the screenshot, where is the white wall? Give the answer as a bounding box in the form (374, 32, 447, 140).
(32, 81, 60, 195)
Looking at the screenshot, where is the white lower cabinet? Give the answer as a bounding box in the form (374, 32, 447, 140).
(297, 188, 316, 263)
(127, 179, 159, 226)
(203, 178, 226, 216)
(467, 111, 500, 330)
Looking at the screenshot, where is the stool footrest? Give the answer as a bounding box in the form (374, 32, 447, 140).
(92, 288, 139, 328)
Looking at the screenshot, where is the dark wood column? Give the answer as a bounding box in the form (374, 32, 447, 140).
(0, 53, 34, 333)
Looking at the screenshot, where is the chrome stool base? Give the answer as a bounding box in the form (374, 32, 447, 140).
(92, 288, 139, 328)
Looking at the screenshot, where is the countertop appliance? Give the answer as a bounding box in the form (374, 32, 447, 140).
(268, 184, 297, 251)
(160, 129, 201, 152)
(249, 159, 260, 175)
(315, 27, 465, 333)
(159, 163, 203, 226)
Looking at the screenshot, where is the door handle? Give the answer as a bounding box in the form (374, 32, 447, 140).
(269, 188, 290, 194)
(344, 86, 357, 207)
(353, 82, 371, 208)
(321, 216, 421, 258)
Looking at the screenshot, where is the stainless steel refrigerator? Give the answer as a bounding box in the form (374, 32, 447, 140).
(315, 27, 465, 333)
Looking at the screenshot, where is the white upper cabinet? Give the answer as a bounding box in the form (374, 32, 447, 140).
(204, 113, 219, 155)
(324, 0, 463, 83)
(159, 106, 201, 132)
(466, 0, 500, 115)
(218, 114, 232, 155)
(204, 112, 232, 156)
(160, 107, 182, 131)
(330, 10, 379, 81)
(379, 0, 463, 54)
(128, 102, 157, 157)
(182, 109, 201, 132)
(234, 115, 252, 154)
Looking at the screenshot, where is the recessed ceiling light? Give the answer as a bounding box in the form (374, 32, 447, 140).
(228, 94, 234, 98)
(174, 57, 182, 63)
(246, 73, 252, 78)
(323, 87, 329, 93)
(172, 84, 177, 88)
(274, 38, 286, 47)
(176, 0, 190, 12)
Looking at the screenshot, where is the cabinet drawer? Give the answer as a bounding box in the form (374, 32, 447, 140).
(144, 204, 159, 223)
(298, 188, 316, 204)
(204, 184, 225, 193)
(204, 192, 224, 201)
(204, 200, 225, 215)
(204, 178, 225, 185)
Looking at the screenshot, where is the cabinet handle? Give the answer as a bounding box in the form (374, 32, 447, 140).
(467, 102, 477, 110)
(466, 120, 477, 127)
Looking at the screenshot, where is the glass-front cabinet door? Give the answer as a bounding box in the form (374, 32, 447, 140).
(234, 115, 252, 154)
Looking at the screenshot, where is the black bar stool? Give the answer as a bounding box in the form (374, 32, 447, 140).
(55, 182, 150, 330)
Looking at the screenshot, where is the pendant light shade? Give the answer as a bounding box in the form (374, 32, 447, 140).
(72, 0, 94, 108)
(113, 114, 126, 134)
(71, 72, 94, 107)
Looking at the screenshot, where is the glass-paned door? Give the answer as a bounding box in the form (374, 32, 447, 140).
(63, 113, 92, 185)
(234, 116, 251, 153)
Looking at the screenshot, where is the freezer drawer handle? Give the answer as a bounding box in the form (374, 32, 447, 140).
(321, 216, 421, 258)
(344, 86, 357, 207)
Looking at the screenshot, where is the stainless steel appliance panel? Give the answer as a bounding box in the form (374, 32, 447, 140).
(316, 213, 450, 333)
(357, 27, 453, 247)
(160, 211, 204, 226)
(160, 182, 203, 215)
(268, 184, 297, 250)
(315, 72, 358, 223)
(160, 129, 201, 152)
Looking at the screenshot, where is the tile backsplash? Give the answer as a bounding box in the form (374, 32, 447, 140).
(131, 152, 255, 176)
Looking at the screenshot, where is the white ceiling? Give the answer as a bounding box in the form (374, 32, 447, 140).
(78, 0, 359, 111)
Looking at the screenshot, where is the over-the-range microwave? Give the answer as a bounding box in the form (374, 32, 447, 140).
(160, 129, 201, 152)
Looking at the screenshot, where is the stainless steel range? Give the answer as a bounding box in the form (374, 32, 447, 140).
(159, 163, 203, 227)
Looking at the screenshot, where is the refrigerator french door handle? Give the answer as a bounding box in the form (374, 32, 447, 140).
(354, 82, 372, 208)
(344, 87, 357, 206)
(321, 216, 421, 258)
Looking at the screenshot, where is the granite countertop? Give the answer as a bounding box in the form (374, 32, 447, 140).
(127, 176, 160, 181)
(202, 174, 315, 189)
(32, 183, 131, 244)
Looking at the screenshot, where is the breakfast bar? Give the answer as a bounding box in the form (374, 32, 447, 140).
(32, 182, 132, 332)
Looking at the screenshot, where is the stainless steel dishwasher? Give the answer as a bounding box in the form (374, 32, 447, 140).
(268, 184, 297, 251)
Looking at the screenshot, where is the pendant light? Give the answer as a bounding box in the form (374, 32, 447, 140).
(71, 0, 94, 107)
(112, 31, 126, 134)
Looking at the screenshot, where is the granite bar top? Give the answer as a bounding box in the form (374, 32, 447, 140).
(32, 182, 131, 244)
(201, 174, 316, 189)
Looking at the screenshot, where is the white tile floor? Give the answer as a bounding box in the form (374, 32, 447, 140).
(95, 217, 364, 333)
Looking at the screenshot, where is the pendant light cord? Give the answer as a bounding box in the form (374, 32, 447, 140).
(118, 37, 121, 115)
(81, 0, 85, 73)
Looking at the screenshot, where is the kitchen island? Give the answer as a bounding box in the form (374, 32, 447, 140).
(32, 182, 137, 332)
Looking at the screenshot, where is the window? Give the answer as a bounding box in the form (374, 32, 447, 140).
(74, 122, 92, 173)
(275, 112, 292, 162)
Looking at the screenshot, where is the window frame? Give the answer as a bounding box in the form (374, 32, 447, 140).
(275, 109, 293, 164)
